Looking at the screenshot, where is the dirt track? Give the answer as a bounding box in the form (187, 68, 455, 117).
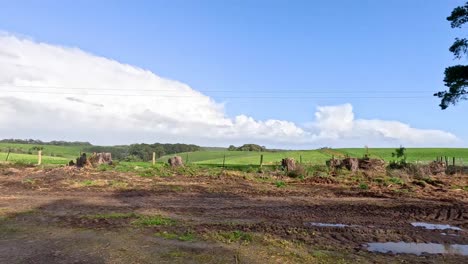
(0, 166, 467, 263)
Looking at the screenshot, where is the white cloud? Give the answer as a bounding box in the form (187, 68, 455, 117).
(0, 34, 460, 147)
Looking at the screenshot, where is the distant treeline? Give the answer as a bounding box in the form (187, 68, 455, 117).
(0, 139, 92, 146)
(228, 144, 267, 152)
(84, 143, 201, 161)
(0, 139, 201, 161)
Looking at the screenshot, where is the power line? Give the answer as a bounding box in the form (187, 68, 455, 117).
(0, 90, 429, 99)
(0, 84, 435, 94)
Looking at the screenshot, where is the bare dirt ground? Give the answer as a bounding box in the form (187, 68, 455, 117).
(0, 165, 467, 263)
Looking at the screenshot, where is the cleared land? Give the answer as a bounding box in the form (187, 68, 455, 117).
(0, 164, 466, 263)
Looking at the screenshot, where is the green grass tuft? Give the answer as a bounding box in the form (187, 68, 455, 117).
(132, 215, 175, 226)
(83, 212, 138, 220)
(275, 181, 286, 188)
(358, 183, 369, 190)
(217, 230, 253, 244)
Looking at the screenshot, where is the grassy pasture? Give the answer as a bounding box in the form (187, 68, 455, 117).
(0, 143, 83, 159)
(159, 150, 331, 165)
(337, 148, 468, 163)
(0, 152, 68, 165)
(160, 148, 468, 166)
(2, 143, 468, 166)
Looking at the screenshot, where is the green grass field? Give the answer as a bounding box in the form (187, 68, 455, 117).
(2, 141, 468, 166)
(0, 152, 69, 165)
(159, 150, 331, 165)
(337, 148, 468, 163)
(160, 148, 468, 166)
(0, 143, 83, 159)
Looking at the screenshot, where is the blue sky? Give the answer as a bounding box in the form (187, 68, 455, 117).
(0, 0, 466, 147)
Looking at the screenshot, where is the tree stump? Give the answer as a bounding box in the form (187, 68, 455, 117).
(342, 157, 359, 172)
(168, 156, 183, 167)
(76, 153, 87, 168)
(429, 161, 446, 175)
(281, 158, 296, 172)
(327, 158, 342, 169)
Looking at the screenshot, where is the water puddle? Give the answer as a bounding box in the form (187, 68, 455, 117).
(366, 242, 468, 256)
(305, 222, 349, 228)
(441, 233, 460, 237)
(411, 222, 462, 231)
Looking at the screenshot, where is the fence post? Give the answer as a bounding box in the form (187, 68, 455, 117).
(38, 150, 42, 165)
(444, 156, 448, 167)
(300, 155, 302, 164)
(186, 153, 189, 164)
(222, 154, 226, 168)
(260, 154, 263, 168)
(152, 152, 156, 165)
(5, 148, 10, 161)
(453, 157, 456, 167)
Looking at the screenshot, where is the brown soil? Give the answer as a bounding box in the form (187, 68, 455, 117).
(0, 165, 467, 263)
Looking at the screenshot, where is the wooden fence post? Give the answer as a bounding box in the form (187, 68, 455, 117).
(222, 154, 226, 168)
(444, 156, 448, 167)
(453, 157, 456, 167)
(152, 152, 156, 165)
(260, 154, 263, 168)
(5, 148, 10, 161)
(38, 150, 42, 165)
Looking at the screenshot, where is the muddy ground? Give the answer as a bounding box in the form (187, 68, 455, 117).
(0, 165, 466, 263)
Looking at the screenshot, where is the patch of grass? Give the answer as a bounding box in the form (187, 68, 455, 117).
(154, 231, 178, 240)
(392, 189, 410, 194)
(275, 181, 286, 188)
(0, 225, 20, 235)
(83, 212, 138, 220)
(132, 215, 175, 227)
(109, 180, 128, 189)
(373, 178, 386, 185)
(162, 250, 187, 258)
(178, 231, 196, 242)
(154, 231, 196, 242)
(310, 250, 347, 264)
(421, 177, 443, 186)
(81, 180, 95, 186)
(389, 177, 404, 185)
(138, 169, 155, 178)
(137, 166, 174, 178)
(22, 178, 36, 184)
(217, 230, 253, 244)
(97, 164, 113, 171)
(170, 185, 184, 192)
(358, 183, 369, 190)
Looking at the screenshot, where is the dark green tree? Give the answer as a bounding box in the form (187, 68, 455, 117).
(434, 2, 468, 109)
(227, 145, 237, 151)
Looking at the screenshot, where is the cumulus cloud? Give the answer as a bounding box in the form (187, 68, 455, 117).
(0, 34, 460, 147)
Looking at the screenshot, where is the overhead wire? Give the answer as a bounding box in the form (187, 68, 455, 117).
(0, 84, 434, 99)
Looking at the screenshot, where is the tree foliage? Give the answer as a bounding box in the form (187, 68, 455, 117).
(389, 146, 408, 169)
(228, 144, 266, 152)
(434, 2, 468, 109)
(0, 138, 91, 146)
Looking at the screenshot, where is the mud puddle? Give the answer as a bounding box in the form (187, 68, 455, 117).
(365, 242, 468, 256)
(411, 222, 462, 231)
(305, 222, 350, 228)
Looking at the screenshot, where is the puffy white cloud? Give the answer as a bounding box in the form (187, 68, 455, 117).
(310, 104, 459, 147)
(0, 34, 460, 147)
